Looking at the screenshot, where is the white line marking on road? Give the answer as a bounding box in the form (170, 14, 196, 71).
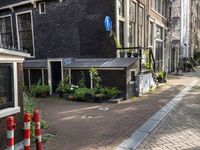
(116, 79, 199, 150)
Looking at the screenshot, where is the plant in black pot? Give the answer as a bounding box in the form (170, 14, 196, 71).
(85, 90, 96, 103)
(127, 50, 132, 58)
(56, 75, 71, 98)
(74, 87, 90, 102)
(67, 84, 79, 100)
(133, 52, 139, 57)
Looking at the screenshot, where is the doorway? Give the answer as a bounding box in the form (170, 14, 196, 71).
(50, 61, 62, 94)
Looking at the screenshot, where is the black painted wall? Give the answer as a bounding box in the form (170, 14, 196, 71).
(0, 0, 116, 59)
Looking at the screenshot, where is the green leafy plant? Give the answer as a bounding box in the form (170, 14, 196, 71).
(23, 92, 49, 139)
(78, 71, 86, 88)
(99, 87, 120, 98)
(31, 84, 50, 98)
(74, 88, 91, 101)
(143, 50, 151, 69)
(56, 75, 70, 93)
(112, 32, 122, 48)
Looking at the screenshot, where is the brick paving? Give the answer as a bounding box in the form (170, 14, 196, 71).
(37, 68, 200, 150)
(137, 80, 200, 150)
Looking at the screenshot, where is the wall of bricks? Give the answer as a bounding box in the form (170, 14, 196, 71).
(0, 0, 116, 59)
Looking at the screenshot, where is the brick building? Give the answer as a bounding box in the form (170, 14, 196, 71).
(0, 48, 29, 150)
(0, 0, 162, 97)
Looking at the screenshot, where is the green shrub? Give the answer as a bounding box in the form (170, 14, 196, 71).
(56, 76, 70, 93)
(31, 84, 50, 98)
(23, 92, 49, 139)
(99, 87, 120, 98)
(74, 88, 91, 101)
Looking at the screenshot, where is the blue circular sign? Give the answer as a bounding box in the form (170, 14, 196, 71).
(104, 16, 112, 32)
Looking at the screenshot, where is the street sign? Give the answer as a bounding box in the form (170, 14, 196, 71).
(104, 16, 112, 32)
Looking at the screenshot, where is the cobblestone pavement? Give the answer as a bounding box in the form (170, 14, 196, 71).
(137, 80, 200, 150)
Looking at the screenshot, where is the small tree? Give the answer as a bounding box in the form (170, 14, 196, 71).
(89, 68, 102, 89)
(78, 71, 86, 88)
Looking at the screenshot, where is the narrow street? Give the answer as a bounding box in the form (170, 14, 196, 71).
(38, 69, 200, 150)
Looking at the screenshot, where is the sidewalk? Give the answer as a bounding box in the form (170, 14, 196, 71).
(137, 80, 200, 150)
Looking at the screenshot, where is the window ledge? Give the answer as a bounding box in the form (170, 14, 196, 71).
(0, 107, 20, 118)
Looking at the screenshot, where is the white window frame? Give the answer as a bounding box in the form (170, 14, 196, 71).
(129, 0, 137, 47)
(39, 2, 46, 14)
(0, 14, 14, 49)
(116, 0, 138, 57)
(138, 4, 145, 47)
(151, 0, 167, 19)
(0, 62, 20, 118)
(16, 10, 35, 58)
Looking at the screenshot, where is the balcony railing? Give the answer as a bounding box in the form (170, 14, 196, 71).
(116, 47, 156, 73)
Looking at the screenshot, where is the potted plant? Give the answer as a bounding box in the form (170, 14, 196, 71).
(95, 93, 105, 103)
(67, 84, 79, 100)
(31, 84, 50, 98)
(74, 87, 90, 101)
(56, 75, 70, 98)
(127, 50, 132, 58)
(133, 52, 139, 57)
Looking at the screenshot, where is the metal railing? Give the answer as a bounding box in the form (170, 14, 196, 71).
(116, 47, 156, 72)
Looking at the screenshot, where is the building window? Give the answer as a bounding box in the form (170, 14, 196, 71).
(129, 1, 137, 47)
(39, 2, 46, 14)
(152, 0, 167, 18)
(0, 16, 13, 49)
(118, 0, 125, 47)
(16, 12, 34, 56)
(118, 0, 124, 17)
(119, 21, 124, 47)
(156, 25, 163, 40)
(0, 63, 14, 110)
(139, 6, 144, 46)
(149, 21, 154, 46)
(162, 0, 166, 17)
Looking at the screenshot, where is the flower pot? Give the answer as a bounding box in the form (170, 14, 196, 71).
(95, 94, 104, 103)
(86, 93, 96, 103)
(133, 53, 139, 57)
(127, 53, 132, 58)
(68, 95, 75, 101)
(58, 92, 63, 98)
(63, 93, 69, 100)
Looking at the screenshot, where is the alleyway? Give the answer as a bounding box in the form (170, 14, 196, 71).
(38, 69, 200, 150)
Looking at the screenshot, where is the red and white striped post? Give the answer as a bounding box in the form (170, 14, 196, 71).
(6, 116, 16, 150)
(33, 109, 42, 150)
(24, 113, 31, 150)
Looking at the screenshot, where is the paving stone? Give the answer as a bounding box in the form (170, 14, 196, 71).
(137, 79, 200, 150)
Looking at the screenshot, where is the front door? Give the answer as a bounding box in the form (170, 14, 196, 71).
(51, 61, 62, 94)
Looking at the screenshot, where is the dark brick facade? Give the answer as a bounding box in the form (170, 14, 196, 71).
(0, 0, 117, 59)
(0, 63, 24, 150)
